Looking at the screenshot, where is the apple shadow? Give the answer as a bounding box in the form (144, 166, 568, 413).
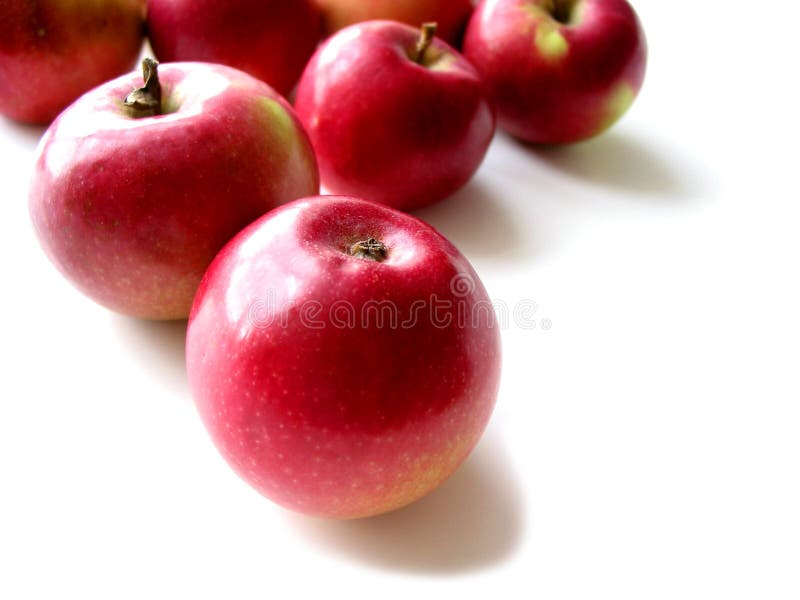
(1, 118, 47, 150)
(518, 131, 704, 199)
(413, 178, 532, 261)
(109, 316, 189, 397)
(289, 433, 525, 575)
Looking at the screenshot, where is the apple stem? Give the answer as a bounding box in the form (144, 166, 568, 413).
(413, 22, 438, 64)
(349, 238, 388, 262)
(124, 58, 162, 118)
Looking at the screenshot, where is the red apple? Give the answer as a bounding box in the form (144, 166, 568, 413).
(0, 0, 145, 124)
(463, 0, 647, 144)
(186, 195, 502, 518)
(29, 60, 319, 320)
(312, 0, 474, 45)
(294, 21, 495, 211)
(146, 0, 322, 97)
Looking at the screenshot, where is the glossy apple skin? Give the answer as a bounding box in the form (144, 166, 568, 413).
(186, 195, 502, 518)
(146, 0, 322, 97)
(29, 62, 319, 320)
(312, 0, 474, 45)
(0, 0, 145, 124)
(463, 0, 647, 144)
(294, 21, 495, 211)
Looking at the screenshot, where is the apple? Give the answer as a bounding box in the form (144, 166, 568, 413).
(146, 0, 322, 97)
(186, 195, 501, 518)
(0, 0, 145, 124)
(463, 0, 647, 144)
(29, 60, 319, 320)
(294, 21, 495, 211)
(312, 0, 474, 45)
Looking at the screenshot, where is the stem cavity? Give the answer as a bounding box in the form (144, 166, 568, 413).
(349, 238, 388, 262)
(546, 0, 577, 24)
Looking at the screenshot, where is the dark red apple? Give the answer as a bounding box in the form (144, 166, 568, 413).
(29, 60, 319, 320)
(186, 195, 502, 518)
(146, 0, 322, 97)
(294, 21, 495, 211)
(0, 0, 145, 124)
(312, 0, 474, 45)
(463, 0, 647, 144)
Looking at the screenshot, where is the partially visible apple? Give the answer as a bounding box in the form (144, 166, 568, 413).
(29, 60, 319, 320)
(146, 0, 322, 97)
(463, 0, 647, 144)
(312, 0, 474, 44)
(294, 21, 495, 211)
(186, 195, 502, 518)
(0, 0, 145, 124)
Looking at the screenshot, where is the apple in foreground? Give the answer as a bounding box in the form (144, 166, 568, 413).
(463, 0, 647, 144)
(29, 60, 319, 320)
(312, 0, 474, 45)
(186, 195, 502, 518)
(0, 0, 145, 124)
(294, 21, 495, 211)
(146, 0, 322, 97)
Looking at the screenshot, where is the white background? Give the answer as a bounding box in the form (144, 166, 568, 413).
(1, 2, 799, 598)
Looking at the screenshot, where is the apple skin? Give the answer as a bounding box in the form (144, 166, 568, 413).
(463, 0, 647, 144)
(312, 0, 474, 45)
(29, 62, 319, 320)
(186, 195, 502, 518)
(0, 0, 145, 124)
(294, 21, 495, 211)
(146, 0, 322, 97)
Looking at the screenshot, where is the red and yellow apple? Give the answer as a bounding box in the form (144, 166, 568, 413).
(312, 0, 474, 44)
(29, 61, 319, 320)
(146, 0, 322, 97)
(463, 0, 647, 144)
(186, 195, 502, 518)
(0, 0, 145, 124)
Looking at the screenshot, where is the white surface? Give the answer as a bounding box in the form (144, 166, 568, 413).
(2, 2, 799, 598)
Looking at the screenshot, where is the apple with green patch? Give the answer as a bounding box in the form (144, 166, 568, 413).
(29, 60, 319, 319)
(463, 0, 646, 144)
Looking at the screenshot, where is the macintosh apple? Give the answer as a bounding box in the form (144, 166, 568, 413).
(312, 0, 473, 44)
(463, 0, 647, 144)
(186, 195, 502, 518)
(146, 0, 322, 96)
(29, 60, 319, 319)
(0, 0, 145, 124)
(294, 21, 495, 211)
